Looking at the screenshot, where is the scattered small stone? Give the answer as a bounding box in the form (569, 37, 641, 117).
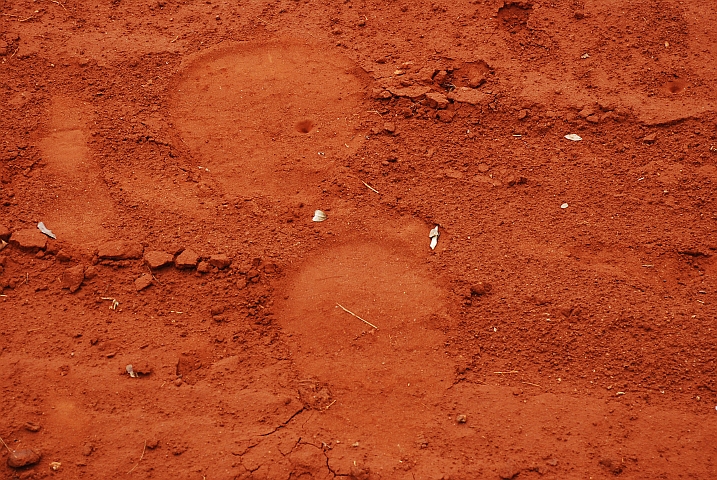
(209, 254, 231, 269)
(433, 70, 448, 84)
(82, 443, 94, 456)
(61, 264, 85, 293)
(24, 422, 41, 432)
(97, 240, 143, 260)
(436, 110, 455, 123)
(505, 175, 528, 187)
(56, 249, 72, 262)
(498, 461, 520, 480)
(517, 109, 528, 120)
(247, 269, 260, 283)
(9, 229, 47, 252)
(578, 107, 595, 118)
(49, 461, 61, 471)
(134, 274, 153, 291)
(470, 282, 492, 296)
(7, 449, 42, 468)
(456, 414, 467, 423)
(383, 122, 396, 134)
(0, 224, 10, 241)
(236, 278, 247, 289)
(546, 458, 558, 467)
(586, 114, 599, 123)
(84, 265, 99, 280)
(425, 92, 449, 109)
(197, 261, 212, 274)
(478, 163, 490, 173)
(144, 250, 174, 269)
(146, 438, 160, 449)
(643, 133, 657, 144)
(174, 249, 200, 269)
(174, 378, 183, 387)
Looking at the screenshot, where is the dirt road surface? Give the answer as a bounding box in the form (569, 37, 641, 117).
(1, 0, 716, 478)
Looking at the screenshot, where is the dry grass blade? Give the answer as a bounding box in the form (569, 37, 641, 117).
(336, 303, 378, 330)
(127, 440, 147, 474)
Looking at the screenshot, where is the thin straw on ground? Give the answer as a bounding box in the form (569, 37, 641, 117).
(336, 303, 378, 330)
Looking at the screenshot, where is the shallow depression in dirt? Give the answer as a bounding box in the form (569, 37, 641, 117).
(171, 42, 367, 200)
(277, 241, 450, 391)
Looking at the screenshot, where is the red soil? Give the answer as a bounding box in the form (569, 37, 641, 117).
(1, 0, 716, 478)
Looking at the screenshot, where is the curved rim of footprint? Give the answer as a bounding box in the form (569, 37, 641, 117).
(171, 41, 367, 200)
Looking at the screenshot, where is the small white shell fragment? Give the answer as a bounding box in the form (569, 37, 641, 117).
(429, 226, 439, 250)
(37, 222, 56, 239)
(126, 365, 137, 378)
(312, 210, 327, 222)
(561, 203, 569, 209)
(564, 134, 582, 141)
(0, 239, 6, 251)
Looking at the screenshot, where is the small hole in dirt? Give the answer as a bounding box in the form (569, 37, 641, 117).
(665, 79, 686, 94)
(295, 120, 315, 134)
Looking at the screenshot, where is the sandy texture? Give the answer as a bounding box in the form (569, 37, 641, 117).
(1, 0, 716, 478)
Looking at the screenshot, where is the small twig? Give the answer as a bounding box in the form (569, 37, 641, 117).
(367, 110, 383, 117)
(19, 16, 35, 22)
(50, 0, 67, 11)
(170, 35, 179, 43)
(147, 266, 162, 285)
(101, 297, 119, 310)
(493, 370, 519, 375)
(522, 381, 542, 388)
(0, 434, 12, 453)
(362, 181, 380, 194)
(324, 400, 337, 410)
(127, 440, 147, 474)
(336, 303, 378, 330)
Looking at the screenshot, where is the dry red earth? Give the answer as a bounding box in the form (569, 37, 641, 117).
(1, 0, 717, 478)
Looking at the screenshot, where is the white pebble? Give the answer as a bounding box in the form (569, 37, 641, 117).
(560, 203, 569, 209)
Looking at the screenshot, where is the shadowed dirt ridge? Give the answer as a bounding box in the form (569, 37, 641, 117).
(0, 0, 716, 478)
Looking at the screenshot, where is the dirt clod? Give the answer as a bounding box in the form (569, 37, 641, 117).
(175, 249, 200, 269)
(7, 449, 41, 468)
(24, 422, 41, 432)
(208, 254, 231, 269)
(9, 229, 47, 252)
(470, 282, 492, 296)
(144, 250, 174, 269)
(134, 274, 153, 291)
(97, 240, 143, 260)
(61, 264, 85, 293)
